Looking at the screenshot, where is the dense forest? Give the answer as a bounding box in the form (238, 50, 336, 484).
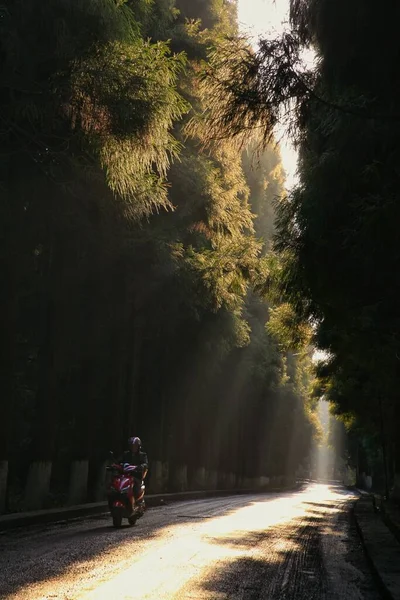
(0, 0, 319, 512)
(205, 0, 400, 497)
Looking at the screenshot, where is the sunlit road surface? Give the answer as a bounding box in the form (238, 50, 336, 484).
(0, 484, 381, 600)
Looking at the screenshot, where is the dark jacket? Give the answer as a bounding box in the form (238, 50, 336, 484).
(120, 449, 148, 477)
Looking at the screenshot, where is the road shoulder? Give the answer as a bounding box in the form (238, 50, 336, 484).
(0, 486, 299, 532)
(354, 495, 400, 600)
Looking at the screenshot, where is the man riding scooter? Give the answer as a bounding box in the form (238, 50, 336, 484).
(107, 436, 148, 527)
(120, 436, 148, 505)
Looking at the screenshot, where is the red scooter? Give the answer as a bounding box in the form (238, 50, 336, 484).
(106, 460, 146, 528)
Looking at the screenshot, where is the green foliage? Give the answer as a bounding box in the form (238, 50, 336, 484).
(69, 39, 188, 216)
(267, 303, 312, 352)
(240, 0, 400, 487)
(242, 141, 285, 249)
(1, 0, 188, 217)
(176, 0, 237, 33)
(192, 0, 400, 489)
(0, 0, 317, 507)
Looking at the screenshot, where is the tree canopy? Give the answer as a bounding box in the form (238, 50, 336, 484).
(201, 0, 400, 493)
(0, 0, 318, 511)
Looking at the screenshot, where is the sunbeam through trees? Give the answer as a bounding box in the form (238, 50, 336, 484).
(0, 0, 319, 513)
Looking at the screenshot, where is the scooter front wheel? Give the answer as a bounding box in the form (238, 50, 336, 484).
(128, 515, 137, 526)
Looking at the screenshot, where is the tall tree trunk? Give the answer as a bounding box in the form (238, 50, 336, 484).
(0, 261, 16, 513)
(392, 402, 400, 499)
(25, 232, 61, 509)
(125, 299, 143, 439)
(32, 299, 58, 460)
(107, 280, 131, 456)
(379, 396, 390, 499)
(25, 292, 58, 509)
(68, 360, 97, 504)
(0, 185, 20, 513)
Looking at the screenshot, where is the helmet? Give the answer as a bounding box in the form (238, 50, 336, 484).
(128, 436, 141, 448)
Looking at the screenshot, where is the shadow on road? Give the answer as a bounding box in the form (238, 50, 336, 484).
(188, 516, 329, 599)
(0, 486, 362, 600)
(0, 495, 266, 598)
(192, 491, 378, 600)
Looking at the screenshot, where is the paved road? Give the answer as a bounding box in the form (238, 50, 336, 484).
(0, 484, 381, 599)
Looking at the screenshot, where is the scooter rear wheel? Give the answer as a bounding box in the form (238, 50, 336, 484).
(112, 509, 123, 528)
(128, 515, 137, 526)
